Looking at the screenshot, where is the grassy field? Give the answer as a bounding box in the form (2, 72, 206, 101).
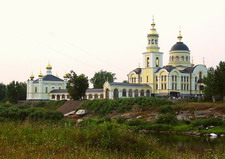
(0, 120, 225, 159)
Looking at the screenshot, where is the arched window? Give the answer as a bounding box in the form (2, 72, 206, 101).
(134, 89, 138, 97)
(164, 75, 167, 81)
(45, 87, 48, 93)
(172, 56, 174, 61)
(176, 56, 179, 61)
(89, 94, 93, 99)
(156, 57, 159, 67)
(181, 56, 184, 61)
(151, 39, 154, 44)
(156, 76, 158, 81)
(100, 94, 104, 99)
(94, 94, 98, 99)
(161, 75, 163, 81)
(148, 39, 151, 44)
(186, 56, 189, 61)
(113, 89, 119, 99)
(140, 90, 144, 96)
(129, 89, 133, 97)
(146, 57, 150, 67)
(105, 89, 109, 99)
(57, 95, 60, 101)
(62, 94, 65, 99)
(122, 89, 126, 97)
(146, 90, 150, 97)
(199, 72, 202, 80)
(52, 95, 55, 99)
(155, 39, 158, 44)
(35, 87, 37, 93)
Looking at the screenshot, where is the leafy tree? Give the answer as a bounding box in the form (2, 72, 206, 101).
(90, 70, 116, 88)
(16, 82, 27, 100)
(204, 61, 225, 102)
(66, 70, 89, 100)
(6, 81, 18, 103)
(0, 83, 6, 102)
(203, 67, 216, 101)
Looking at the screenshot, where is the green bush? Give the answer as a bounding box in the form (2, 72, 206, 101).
(145, 124, 172, 131)
(192, 118, 224, 127)
(160, 105, 173, 113)
(156, 114, 178, 125)
(115, 116, 126, 124)
(126, 119, 149, 127)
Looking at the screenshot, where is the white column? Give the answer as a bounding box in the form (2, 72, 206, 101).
(119, 91, 122, 98)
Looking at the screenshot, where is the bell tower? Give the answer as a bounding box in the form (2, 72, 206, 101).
(143, 18, 163, 68)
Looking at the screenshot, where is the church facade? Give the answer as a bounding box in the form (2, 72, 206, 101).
(26, 19, 207, 100)
(127, 20, 207, 97)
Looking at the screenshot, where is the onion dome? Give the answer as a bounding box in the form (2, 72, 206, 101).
(170, 31, 190, 51)
(46, 64, 52, 70)
(63, 73, 69, 78)
(30, 73, 34, 79)
(38, 72, 43, 77)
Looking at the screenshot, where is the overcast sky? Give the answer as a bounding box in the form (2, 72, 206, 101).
(0, 0, 225, 85)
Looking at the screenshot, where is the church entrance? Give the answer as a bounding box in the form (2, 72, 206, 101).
(57, 95, 60, 100)
(105, 89, 109, 99)
(170, 92, 180, 98)
(113, 89, 119, 99)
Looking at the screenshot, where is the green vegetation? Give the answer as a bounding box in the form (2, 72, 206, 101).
(66, 70, 89, 100)
(90, 70, 116, 89)
(81, 97, 173, 115)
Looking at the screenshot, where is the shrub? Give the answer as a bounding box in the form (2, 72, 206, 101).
(115, 116, 126, 124)
(145, 124, 172, 131)
(126, 119, 149, 127)
(156, 114, 178, 125)
(192, 118, 224, 127)
(160, 105, 173, 113)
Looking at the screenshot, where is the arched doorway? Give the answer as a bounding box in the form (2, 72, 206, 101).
(140, 90, 144, 96)
(122, 89, 127, 97)
(128, 89, 133, 97)
(57, 95, 60, 100)
(146, 90, 150, 97)
(105, 89, 109, 99)
(94, 94, 98, 99)
(113, 89, 119, 99)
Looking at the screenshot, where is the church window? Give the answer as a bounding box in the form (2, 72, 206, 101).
(62, 94, 65, 99)
(156, 76, 158, 81)
(147, 76, 149, 82)
(181, 76, 183, 82)
(134, 89, 138, 97)
(146, 57, 150, 67)
(94, 94, 98, 99)
(59, 87, 61, 89)
(181, 56, 184, 61)
(129, 89, 133, 97)
(164, 75, 167, 81)
(161, 76, 163, 81)
(161, 84, 163, 89)
(52, 95, 55, 99)
(195, 77, 198, 82)
(122, 89, 127, 97)
(140, 90, 144, 96)
(187, 84, 189, 90)
(175, 84, 177, 90)
(195, 84, 197, 90)
(164, 84, 167, 89)
(155, 39, 158, 44)
(199, 72, 202, 80)
(148, 39, 151, 44)
(187, 77, 189, 82)
(156, 84, 158, 90)
(45, 87, 48, 93)
(89, 94, 93, 99)
(156, 57, 159, 67)
(172, 75, 174, 81)
(175, 76, 177, 81)
(184, 76, 186, 82)
(186, 56, 189, 61)
(176, 56, 179, 61)
(35, 87, 37, 93)
(184, 84, 186, 90)
(134, 77, 136, 83)
(181, 84, 183, 90)
(172, 84, 174, 90)
(172, 56, 174, 61)
(151, 39, 154, 44)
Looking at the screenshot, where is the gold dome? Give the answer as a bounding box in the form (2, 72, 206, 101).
(46, 64, 52, 70)
(30, 73, 34, 79)
(63, 73, 69, 78)
(38, 72, 43, 77)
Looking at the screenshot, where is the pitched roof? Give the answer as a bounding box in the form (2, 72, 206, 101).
(50, 89, 68, 93)
(86, 89, 104, 93)
(155, 65, 176, 73)
(180, 67, 195, 73)
(109, 82, 150, 88)
(33, 75, 64, 83)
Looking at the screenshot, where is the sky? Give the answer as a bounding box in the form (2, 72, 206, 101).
(0, 0, 225, 85)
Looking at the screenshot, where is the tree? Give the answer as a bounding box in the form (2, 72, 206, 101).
(6, 81, 18, 103)
(0, 83, 6, 102)
(16, 82, 27, 100)
(66, 70, 89, 100)
(90, 70, 116, 89)
(204, 61, 225, 102)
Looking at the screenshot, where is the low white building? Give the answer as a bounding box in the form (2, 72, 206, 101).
(26, 64, 68, 100)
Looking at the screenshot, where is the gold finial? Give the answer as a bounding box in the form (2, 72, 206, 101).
(63, 73, 68, 78)
(151, 15, 155, 28)
(177, 26, 182, 42)
(30, 72, 34, 79)
(38, 71, 43, 77)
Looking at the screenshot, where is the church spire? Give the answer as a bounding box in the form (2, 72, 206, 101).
(177, 27, 183, 42)
(151, 16, 155, 28)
